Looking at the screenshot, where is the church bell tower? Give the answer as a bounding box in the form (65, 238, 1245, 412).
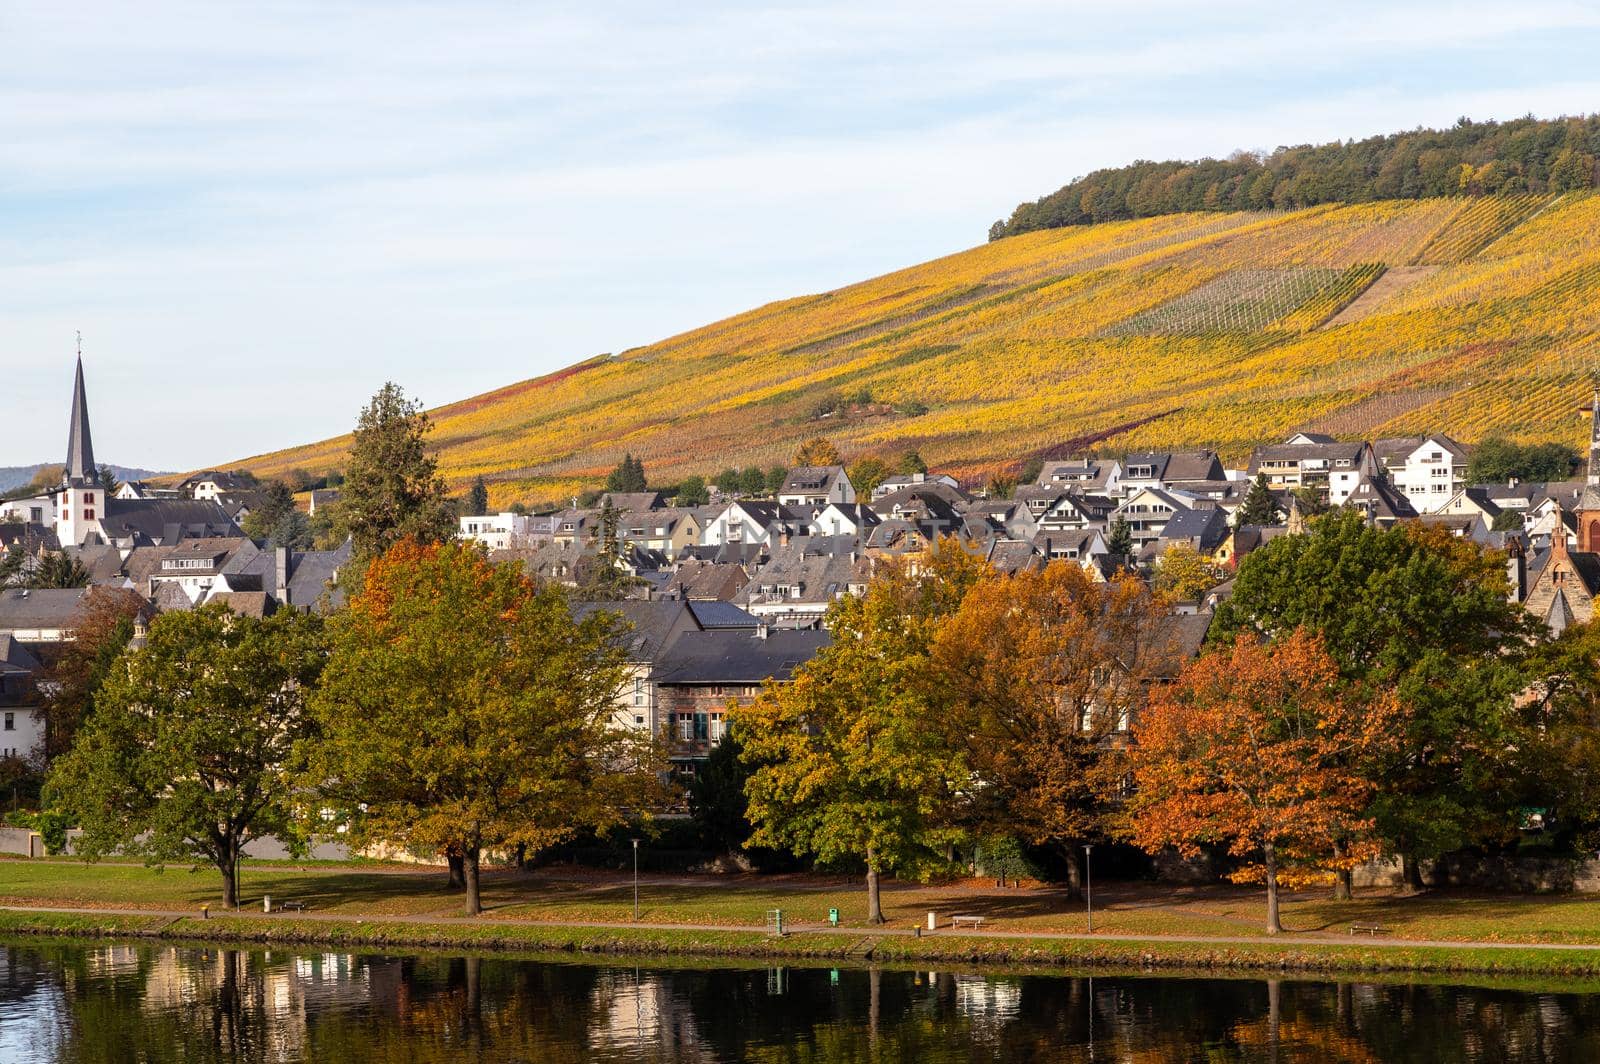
(57, 354, 100, 546)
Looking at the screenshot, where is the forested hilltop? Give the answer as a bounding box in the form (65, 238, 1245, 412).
(991, 114, 1600, 239)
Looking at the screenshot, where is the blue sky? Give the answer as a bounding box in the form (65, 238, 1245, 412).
(5, 1, 1600, 470)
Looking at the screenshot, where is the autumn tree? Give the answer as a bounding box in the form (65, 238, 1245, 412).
(338, 382, 454, 561)
(1123, 631, 1397, 933)
(1210, 511, 1534, 888)
(933, 563, 1169, 898)
(847, 456, 890, 497)
(1154, 543, 1226, 601)
(47, 604, 327, 907)
(40, 587, 148, 759)
(736, 544, 986, 922)
(793, 437, 841, 467)
(308, 540, 664, 916)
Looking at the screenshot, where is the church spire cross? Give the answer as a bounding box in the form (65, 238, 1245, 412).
(63, 341, 97, 488)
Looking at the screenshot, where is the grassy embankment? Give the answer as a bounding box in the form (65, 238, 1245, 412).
(10, 858, 1600, 976)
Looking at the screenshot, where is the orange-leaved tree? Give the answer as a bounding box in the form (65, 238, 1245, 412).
(1122, 629, 1398, 933)
(932, 562, 1171, 898)
(792, 437, 841, 467)
(308, 539, 667, 916)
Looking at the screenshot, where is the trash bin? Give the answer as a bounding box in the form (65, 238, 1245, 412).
(828, 908, 839, 927)
(263, 895, 272, 913)
(927, 911, 938, 931)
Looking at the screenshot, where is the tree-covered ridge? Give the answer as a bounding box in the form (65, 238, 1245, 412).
(991, 114, 1600, 239)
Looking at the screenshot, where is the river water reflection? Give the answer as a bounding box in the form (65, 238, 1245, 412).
(2, 940, 1599, 1061)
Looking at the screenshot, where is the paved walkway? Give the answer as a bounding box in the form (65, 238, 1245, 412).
(7, 903, 1600, 954)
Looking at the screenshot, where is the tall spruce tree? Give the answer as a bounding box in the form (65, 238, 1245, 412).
(467, 476, 490, 515)
(338, 383, 454, 561)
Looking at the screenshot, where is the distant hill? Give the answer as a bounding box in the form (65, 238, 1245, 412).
(234, 192, 1600, 508)
(991, 114, 1600, 239)
(0, 464, 169, 495)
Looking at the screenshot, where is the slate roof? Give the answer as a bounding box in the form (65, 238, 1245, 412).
(0, 635, 42, 677)
(779, 466, 845, 495)
(662, 559, 752, 602)
(652, 627, 831, 684)
(686, 601, 761, 629)
(96, 498, 242, 545)
(1371, 434, 1470, 467)
(602, 492, 667, 512)
(1156, 507, 1232, 553)
(0, 588, 90, 632)
(1122, 451, 1224, 483)
(575, 600, 700, 662)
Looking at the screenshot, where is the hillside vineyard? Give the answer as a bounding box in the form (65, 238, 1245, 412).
(239, 194, 1600, 505)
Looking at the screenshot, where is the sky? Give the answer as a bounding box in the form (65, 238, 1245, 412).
(5, 2, 1600, 471)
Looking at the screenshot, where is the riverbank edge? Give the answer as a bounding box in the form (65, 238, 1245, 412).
(6, 909, 1600, 979)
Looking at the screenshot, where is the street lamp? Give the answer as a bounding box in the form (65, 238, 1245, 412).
(1084, 844, 1094, 934)
(632, 838, 640, 921)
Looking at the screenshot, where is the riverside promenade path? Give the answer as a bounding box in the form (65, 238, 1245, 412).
(9, 902, 1600, 955)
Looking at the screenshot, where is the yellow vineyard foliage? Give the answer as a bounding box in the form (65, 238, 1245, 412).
(236, 195, 1600, 495)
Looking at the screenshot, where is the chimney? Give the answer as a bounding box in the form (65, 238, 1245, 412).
(755, 622, 769, 640)
(275, 546, 291, 603)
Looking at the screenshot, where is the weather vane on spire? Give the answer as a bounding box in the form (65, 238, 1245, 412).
(76, 330, 82, 359)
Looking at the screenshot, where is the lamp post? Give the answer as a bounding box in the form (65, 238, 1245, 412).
(1083, 844, 1094, 934)
(632, 838, 640, 922)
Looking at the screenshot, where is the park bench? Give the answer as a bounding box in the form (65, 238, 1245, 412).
(278, 901, 308, 913)
(1349, 923, 1390, 937)
(950, 915, 985, 930)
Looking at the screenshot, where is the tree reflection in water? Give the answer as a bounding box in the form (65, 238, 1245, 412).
(4, 942, 1600, 1062)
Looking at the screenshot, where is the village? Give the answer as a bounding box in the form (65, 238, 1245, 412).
(2, 358, 1596, 786)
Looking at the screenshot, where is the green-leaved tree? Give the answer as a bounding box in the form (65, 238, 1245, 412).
(47, 604, 326, 907)
(308, 540, 665, 915)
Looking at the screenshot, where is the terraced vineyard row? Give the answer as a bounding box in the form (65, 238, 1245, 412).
(234, 195, 1600, 505)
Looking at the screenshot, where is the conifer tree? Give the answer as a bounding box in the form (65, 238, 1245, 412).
(1238, 472, 1279, 526)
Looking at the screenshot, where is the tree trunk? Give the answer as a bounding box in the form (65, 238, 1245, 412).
(866, 847, 885, 925)
(1062, 845, 1084, 904)
(1333, 839, 1353, 900)
(447, 850, 466, 890)
(1264, 843, 1283, 935)
(218, 839, 239, 909)
(463, 846, 483, 916)
(868, 966, 881, 1047)
(1267, 978, 1282, 1064)
(1402, 852, 1426, 893)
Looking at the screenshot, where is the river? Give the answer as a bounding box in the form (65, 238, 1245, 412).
(2, 940, 1598, 1061)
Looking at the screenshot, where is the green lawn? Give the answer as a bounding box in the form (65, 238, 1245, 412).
(7, 857, 1600, 947)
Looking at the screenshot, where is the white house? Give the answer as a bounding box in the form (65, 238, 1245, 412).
(1372, 435, 1470, 514)
(700, 501, 803, 549)
(0, 636, 44, 763)
(458, 512, 534, 551)
(1247, 433, 1374, 505)
(1111, 487, 1195, 548)
(808, 502, 880, 538)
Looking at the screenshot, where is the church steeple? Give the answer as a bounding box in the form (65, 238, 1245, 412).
(1589, 385, 1600, 487)
(63, 353, 96, 488)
